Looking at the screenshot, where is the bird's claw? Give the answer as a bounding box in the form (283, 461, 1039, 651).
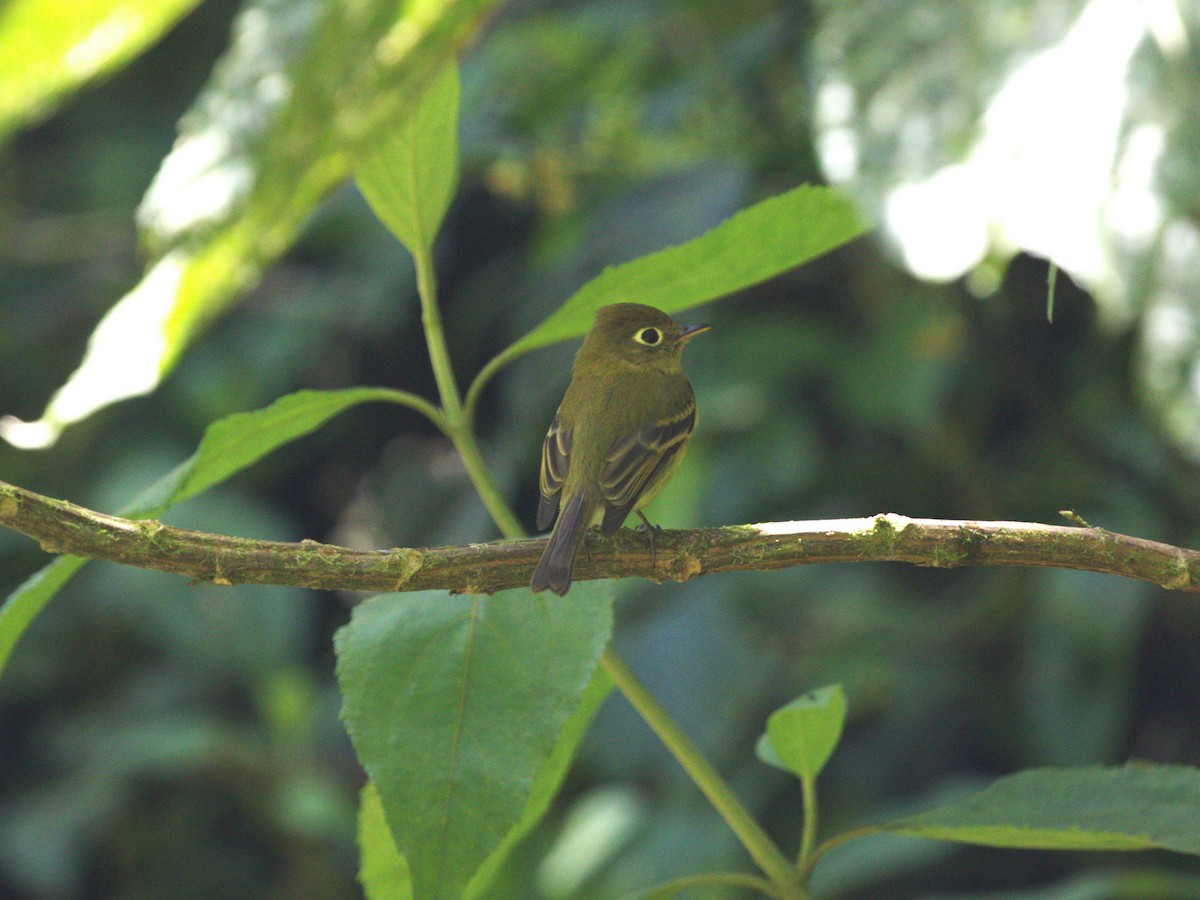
(635, 510, 660, 572)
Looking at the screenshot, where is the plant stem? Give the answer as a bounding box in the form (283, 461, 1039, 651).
(797, 774, 818, 869)
(414, 245, 462, 418)
(412, 243, 525, 537)
(463, 346, 515, 426)
(447, 420, 525, 540)
(637, 870, 783, 898)
(600, 650, 805, 899)
(798, 825, 881, 883)
(378, 388, 449, 433)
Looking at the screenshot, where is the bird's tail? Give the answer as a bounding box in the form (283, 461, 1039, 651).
(530, 493, 591, 596)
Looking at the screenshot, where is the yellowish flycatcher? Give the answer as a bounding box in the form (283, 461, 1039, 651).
(530, 302, 710, 595)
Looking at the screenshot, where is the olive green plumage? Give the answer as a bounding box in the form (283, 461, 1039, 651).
(530, 302, 710, 595)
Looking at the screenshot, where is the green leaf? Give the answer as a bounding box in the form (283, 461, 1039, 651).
(0, 0, 502, 450)
(359, 783, 413, 900)
(0, 556, 88, 684)
(166, 388, 413, 509)
(756, 684, 847, 782)
(1, 387, 421, 682)
(467, 662, 613, 897)
(504, 184, 866, 361)
(357, 63, 460, 257)
(0, 0, 201, 140)
(885, 765, 1200, 854)
(336, 583, 613, 900)
(351, 630, 606, 899)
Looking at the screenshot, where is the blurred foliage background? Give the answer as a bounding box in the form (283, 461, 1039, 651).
(3, 0, 1200, 897)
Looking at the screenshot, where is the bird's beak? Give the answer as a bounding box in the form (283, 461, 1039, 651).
(679, 322, 712, 341)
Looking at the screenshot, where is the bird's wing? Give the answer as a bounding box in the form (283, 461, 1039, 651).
(598, 399, 696, 534)
(537, 412, 572, 531)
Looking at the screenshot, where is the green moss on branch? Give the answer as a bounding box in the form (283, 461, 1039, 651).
(2, 480, 1198, 595)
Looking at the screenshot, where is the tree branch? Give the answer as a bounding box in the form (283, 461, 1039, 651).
(2, 480, 1198, 594)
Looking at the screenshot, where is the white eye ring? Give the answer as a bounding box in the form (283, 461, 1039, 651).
(633, 327, 663, 346)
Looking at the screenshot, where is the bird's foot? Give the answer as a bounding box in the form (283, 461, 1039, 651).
(635, 510, 660, 573)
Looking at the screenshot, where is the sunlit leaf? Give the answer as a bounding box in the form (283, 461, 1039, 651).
(756, 684, 846, 782)
(886, 765, 1200, 854)
(500, 184, 866, 362)
(357, 63, 460, 257)
(359, 783, 413, 900)
(0, 0, 502, 449)
(336, 584, 613, 899)
(810, 1, 1200, 463)
(0, 0, 201, 140)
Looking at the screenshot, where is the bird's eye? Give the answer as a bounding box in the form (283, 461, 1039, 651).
(633, 327, 662, 346)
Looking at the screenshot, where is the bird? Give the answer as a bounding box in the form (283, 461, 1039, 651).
(530, 302, 710, 595)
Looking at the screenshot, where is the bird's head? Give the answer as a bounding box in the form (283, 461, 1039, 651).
(582, 303, 711, 371)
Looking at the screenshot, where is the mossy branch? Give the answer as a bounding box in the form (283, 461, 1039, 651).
(2, 480, 1198, 594)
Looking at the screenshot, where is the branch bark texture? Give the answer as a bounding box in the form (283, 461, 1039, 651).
(2, 480, 1198, 594)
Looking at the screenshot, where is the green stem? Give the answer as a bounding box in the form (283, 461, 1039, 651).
(412, 242, 524, 537)
(798, 824, 881, 883)
(415, 245, 462, 418)
(376, 388, 449, 433)
(463, 344, 518, 426)
(636, 870, 782, 898)
(797, 774, 818, 869)
(447, 420, 525, 540)
(601, 650, 804, 899)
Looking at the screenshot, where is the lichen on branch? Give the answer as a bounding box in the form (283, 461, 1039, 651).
(1, 481, 1198, 594)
